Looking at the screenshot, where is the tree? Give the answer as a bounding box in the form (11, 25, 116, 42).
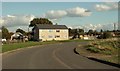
(16, 29, 26, 35)
(69, 29, 84, 35)
(29, 18, 53, 27)
(93, 30, 99, 36)
(69, 28, 84, 39)
(87, 29, 94, 36)
(69, 29, 77, 36)
(55, 23, 58, 25)
(2, 26, 10, 39)
(0, 28, 1, 37)
(97, 31, 112, 39)
(100, 29, 104, 35)
(102, 32, 112, 39)
(78, 29, 84, 35)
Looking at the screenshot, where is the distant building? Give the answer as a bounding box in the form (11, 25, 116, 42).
(33, 24, 69, 41)
(10, 32, 23, 41)
(10, 32, 28, 42)
(79, 35, 96, 40)
(2, 39, 6, 42)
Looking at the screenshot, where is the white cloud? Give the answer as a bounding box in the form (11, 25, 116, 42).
(66, 7, 92, 17)
(7, 15, 16, 18)
(1, 14, 35, 27)
(0, 15, 35, 32)
(105, 2, 118, 9)
(45, 10, 67, 19)
(0, 18, 4, 26)
(44, 7, 92, 19)
(95, 2, 118, 11)
(69, 23, 116, 31)
(101, 0, 119, 2)
(95, 4, 111, 11)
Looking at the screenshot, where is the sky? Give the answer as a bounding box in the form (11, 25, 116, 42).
(1, 0, 120, 2)
(0, 1, 119, 32)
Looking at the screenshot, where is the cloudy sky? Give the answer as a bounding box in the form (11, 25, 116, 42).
(0, 2, 119, 32)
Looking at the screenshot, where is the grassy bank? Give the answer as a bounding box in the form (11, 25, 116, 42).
(86, 39, 119, 55)
(2, 39, 91, 53)
(76, 38, 120, 64)
(59, 39, 93, 42)
(2, 41, 58, 53)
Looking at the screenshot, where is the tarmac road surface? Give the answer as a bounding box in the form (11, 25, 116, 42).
(2, 41, 119, 69)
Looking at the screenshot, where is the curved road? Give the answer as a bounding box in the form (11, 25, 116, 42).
(2, 42, 118, 69)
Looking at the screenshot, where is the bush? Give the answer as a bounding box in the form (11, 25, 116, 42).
(103, 32, 112, 39)
(102, 51, 112, 55)
(98, 32, 112, 39)
(86, 47, 101, 53)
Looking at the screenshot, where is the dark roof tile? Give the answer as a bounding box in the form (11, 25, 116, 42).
(35, 24, 68, 29)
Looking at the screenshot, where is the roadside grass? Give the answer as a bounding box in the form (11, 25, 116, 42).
(84, 38, 120, 64)
(2, 41, 58, 53)
(86, 39, 119, 55)
(2, 39, 92, 53)
(59, 39, 93, 42)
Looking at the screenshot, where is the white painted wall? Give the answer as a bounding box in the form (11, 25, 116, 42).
(39, 29, 68, 41)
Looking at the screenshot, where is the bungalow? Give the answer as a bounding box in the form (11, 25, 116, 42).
(10, 32, 24, 41)
(33, 24, 69, 41)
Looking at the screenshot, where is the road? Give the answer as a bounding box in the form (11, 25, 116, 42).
(2, 41, 118, 69)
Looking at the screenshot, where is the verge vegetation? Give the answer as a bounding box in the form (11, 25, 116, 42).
(76, 38, 120, 64)
(2, 39, 91, 53)
(2, 41, 58, 53)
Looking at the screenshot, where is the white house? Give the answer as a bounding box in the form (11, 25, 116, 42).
(33, 24, 69, 41)
(10, 32, 23, 41)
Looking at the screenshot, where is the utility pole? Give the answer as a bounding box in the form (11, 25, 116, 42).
(77, 28, 80, 38)
(113, 23, 116, 37)
(114, 23, 116, 31)
(118, 23, 120, 31)
(28, 26, 29, 33)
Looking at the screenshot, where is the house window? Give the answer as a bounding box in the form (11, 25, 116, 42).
(48, 35, 53, 38)
(56, 30, 60, 32)
(55, 35, 60, 38)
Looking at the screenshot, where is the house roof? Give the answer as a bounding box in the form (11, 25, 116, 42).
(35, 24, 68, 29)
(11, 32, 23, 37)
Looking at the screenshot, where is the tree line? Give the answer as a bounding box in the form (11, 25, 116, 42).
(2, 18, 119, 40)
(1, 18, 53, 40)
(2, 26, 115, 40)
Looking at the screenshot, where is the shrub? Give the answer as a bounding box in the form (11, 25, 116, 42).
(86, 47, 101, 53)
(102, 51, 112, 55)
(98, 32, 112, 39)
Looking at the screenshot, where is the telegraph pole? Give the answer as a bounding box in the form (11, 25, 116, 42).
(113, 23, 116, 37)
(114, 23, 116, 31)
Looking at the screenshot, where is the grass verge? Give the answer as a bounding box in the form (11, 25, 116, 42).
(2, 41, 58, 53)
(76, 38, 120, 64)
(2, 39, 89, 53)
